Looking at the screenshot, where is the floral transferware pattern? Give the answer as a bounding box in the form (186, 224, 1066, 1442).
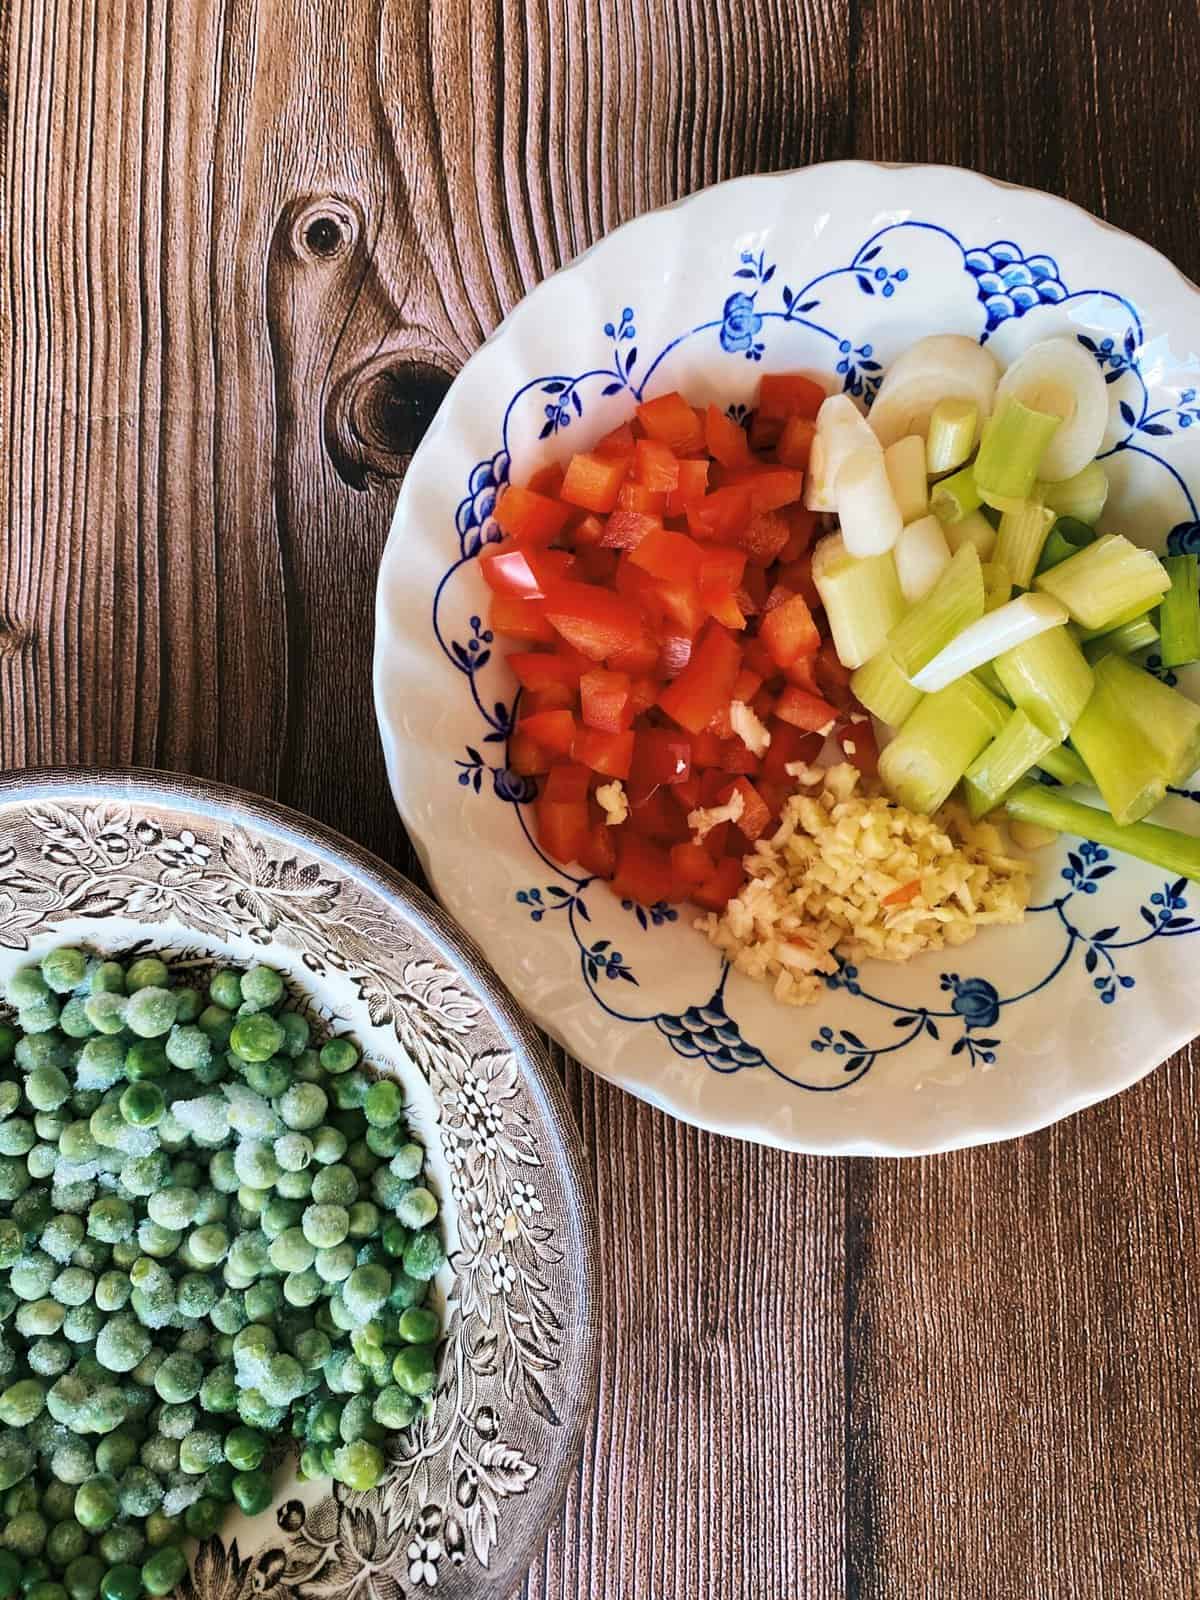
(0, 776, 597, 1598)
(429, 216, 1200, 1096)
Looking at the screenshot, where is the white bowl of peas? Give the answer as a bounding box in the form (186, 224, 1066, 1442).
(0, 770, 598, 1600)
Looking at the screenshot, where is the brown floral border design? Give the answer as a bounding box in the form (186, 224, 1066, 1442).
(0, 770, 599, 1600)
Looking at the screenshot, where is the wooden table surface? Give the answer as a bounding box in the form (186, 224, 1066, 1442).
(5, 1, 1200, 1594)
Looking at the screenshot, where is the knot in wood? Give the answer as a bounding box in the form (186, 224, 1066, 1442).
(285, 197, 360, 263)
(329, 355, 453, 485)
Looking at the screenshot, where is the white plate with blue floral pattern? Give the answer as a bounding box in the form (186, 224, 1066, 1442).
(374, 162, 1200, 1155)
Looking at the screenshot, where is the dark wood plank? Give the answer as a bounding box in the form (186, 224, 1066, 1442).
(2, 3, 849, 1597)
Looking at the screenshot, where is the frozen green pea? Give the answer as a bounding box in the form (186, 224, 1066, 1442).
(274, 1133, 312, 1173)
(283, 1269, 321, 1308)
(196, 1005, 233, 1048)
(187, 1224, 229, 1267)
(371, 1167, 410, 1211)
(27, 1065, 71, 1109)
(41, 946, 89, 994)
(345, 1140, 380, 1179)
(124, 988, 178, 1039)
(89, 1197, 135, 1243)
(275, 1011, 308, 1058)
(209, 969, 242, 1010)
(141, 1545, 187, 1597)
(233, 1142, 278, 1190)
(331, 1439, 383, 1492)
(52, 1266, 94, 1306)
(119, 1153, 168, 1197)
(372, 1385, 418, 1430)
(363, 1080, 403, 1127)
(6, 965, 50, 1007)
(228, 1014, 283, 1064)
(95, 1271, 131, 1312)
(310, 1126, 347, 1165)
(184, 1496, 222, 1540)
(59, 1121, 99, 1163)
(123, 1041, 168, 1083)
(75, 1475, 119, 1532)
(347, 1201, 379, 1239)
(27, 1337, 71, 1377)
(164, 1026, 212, 1072)
(302, 1204, 349, 1250)
(381, 1219, 409, 1258)
(154, 1352, 202, 1404)
(95, 1431, 139, 1477)
(243, 1280, 281, 1322)
(199, 1364, 237, 1413)
(179, 1430, 222, 1474)
(116, 1467, 162, 1520)
(364, 1123, 403, 1159)
(16, 1299, 65, 1338)
(84, 992, 128, 1036)
(59, 997, 97, 1038)
(146, 1188, 197, 1231)
(63, 1303, 103, 1344)
(391, 1343, 438, 1397)
(118, 1084, 164, 1127)
(278, 1082, 326, 1131)
(403, 1229, 445, 1282)
(330, 1070, 368, 1111)
(0, 1377, 45, 1426)
(44, 1212, 89, 1263)
(0, 1084, 18, 1120)
(267, 1228, 314, 1274)
(320, 1037, 358, 1075)
(172, 985, 202, 1023)
(136, 1220, 179, 1258)
(275, 1167, 312, 1200)
(260, 1196, 302, 1240)
(209, 1291, 246, 1336)
(27, 1144, 57, 1180)
(311, 1163, 357, 1206)
(0, 1118, 34, 1157)
(240, 966, 284, 1008)
(241, 1058, 289, 1099)
(207, 1150, 239, 1193)
(0, 1223, 20, 1271)
(124, 957, 169, 993)
(314, 1244, 355, 1284)
(396, 1187, 439, 1230)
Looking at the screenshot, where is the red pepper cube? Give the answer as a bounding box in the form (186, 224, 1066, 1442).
(508, 649, 588, 694)
(667, 458, 710, 515)
(479, 543, 570, 600)
(612, 833, 679, 905)
(690, 855, 747, 911)
(757, 372, 826, 422)
(616, 480, 668, 515)
(488, 594, 555, 643)
(627, 527, 703, 583)
(690, 729, 725, 769)
(508, 730, 550, 777)
(570, 512, 608, 548)
(836, 718, 879, 778)
(517, 709, 577, 756)
(493, 484, 572, 545)
(624, 788, 688, 845)
(579, 669, 633, 733)
(816, 640, 855, 707)
(633, 438, 681, 493)
(572, 727, 635, 780)
(573, 547, 620, 584)
(716, 776, 771, 840)
(782, 653, 822, 695)
(560, 451, 629, 513)
(541, 580, 646, 661)
(594, 422, 636, 460)
(774, 686, 841, 734)
(536, 763, 592, 864)
(776, 415, 817, 469)
(731, 667, 763, 703)
(578, 820, 618, 879)
(600, 509, 662, 551)
(526, 463, 566, 499)
(759, 591, 821, 668)
(778, 505, 819, 561)
(628, 675, 661, 715)
(733, 508, 792, 565)
(657, 633, 694, 681)
(776, 554, 821, 611)
(686, 486, 753, 544)
(658, 622, 743, 735)
(636, 392, 706, 456)
(671, 841, 716, 888)
(542, 763, 591, 805)
(704, 403, 754, 468)
(718, 738, 761, 776)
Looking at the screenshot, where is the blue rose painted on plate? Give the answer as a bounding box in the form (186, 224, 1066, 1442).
(432, 218, 1200, 1094)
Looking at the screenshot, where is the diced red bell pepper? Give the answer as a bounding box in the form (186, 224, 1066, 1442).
(777, 554, 821, 611)
(700, 768, 730, 805)
(601, 510, 662, 551)
(561, 451, 628, 513)
(755, 777, 793, 823)
(612, 833, 678, 905)
(570, 512, 608, 548)
(733, 509, 792, 564)
(667, 458, 710, 514)
(757, 372, 826, 422)
(707, 701, 734, 740)
(690, 855, 747, 911)
(625, 788, 689, 845)
(526, 463, 566, 499)
(627, 527, 703, 582)
(716, 776, 771, 840)
(616, 480, 668, 515)
(657, 633, 693, 680)
(508, 648, 588, 693)
(594, 422, 636, 460)
(606, 627, 661, 677)
(668, 773, 703, 813)
(494, 484, 572, 545)
(651, 575, 708, 638)
(740, 563, 770, 613)
(686, 486, 752, 543)
(633, 438, 681, 493)
(782, 653, 822, 694)
(573, 547, 620, 584)
(541, 580, 646, 661)
(718, 738, 761, 776)
(572, 726, 635, 779)
(704, 404, 754, 468)
(580, 669, 633, 733)
(658, 622, 743, 734)
(748, 412, 783, 453)
(751, 686, 777, 724)
(700, 820, 730, 861)
(637, 392, 706, 456)
(690, 729, 724, 768)
(536, 763, 592, 865)
(489, 594, 555, 643)
(775, 686, 840, 733)
(479, 543, 572, 599)
(742, 468, 806, 513)
(628, 728, 692, 804)
(521, 683, 576, 714)
(671, 841, 716, 887)
(628, 675, 660, 715)
(732, 667, 763, 703)
(740, 636, 776, 682)
(882, 878, 921, 907)
(518, 709, 577, 755)
(760, 591, 821, 667)
(508, 730, 550, 776)
(776, 415, 817, 469)
(697, 545, 749, 629)
(577, 820, 618, 879)
(778, 505, 819, 561)
(836, 718, 879, 778)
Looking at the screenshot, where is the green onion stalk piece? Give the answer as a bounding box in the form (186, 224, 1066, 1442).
(1006, 784, 1200, 882)
(877, 674, 1008, 815)
(974, 396, 1062, 513)
(1157, 553, 1200, 669)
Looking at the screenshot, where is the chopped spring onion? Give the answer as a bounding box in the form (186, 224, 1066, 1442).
(993, 336, 1109, 480)
(930, 463, 981, 524)
(908, 595, 1069, 694)
(1037, 744, 1093, 787)
(1157, 553, 1200, 668)
(884, 435, 929, 524)
(994, 499, 1055, 588)
(1036, 516, 1097, 574)
(887, 542, 985, 680)
(1071, 595, 1160, 643)
(974, 659, 1008, 699)
(1035, 533, 1171, 631)
(851, 649, 923, 728)
(1005, 784, 1200, 882)
(925, 397, 978, 476)
(836, 447, 904, 556)
(993, 624, 1094, 742)
(942, 508, 997, 559)
(964, 709, 1057, 819)
(1096, 654, 1200, 784)
(894, 515, 952, 602)
(1081, 614, 1160, 663)
(867, 334, 1000, 448)
(811, 533, 904, 670)
(1039, 460, 1109, 525)
(974, 396, 1061, 513)
(878, 675, 1008, 815)
(1069, 665, 1169, 824)
(982, 561, 1012, 613)
(805, 395, 881, 512)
